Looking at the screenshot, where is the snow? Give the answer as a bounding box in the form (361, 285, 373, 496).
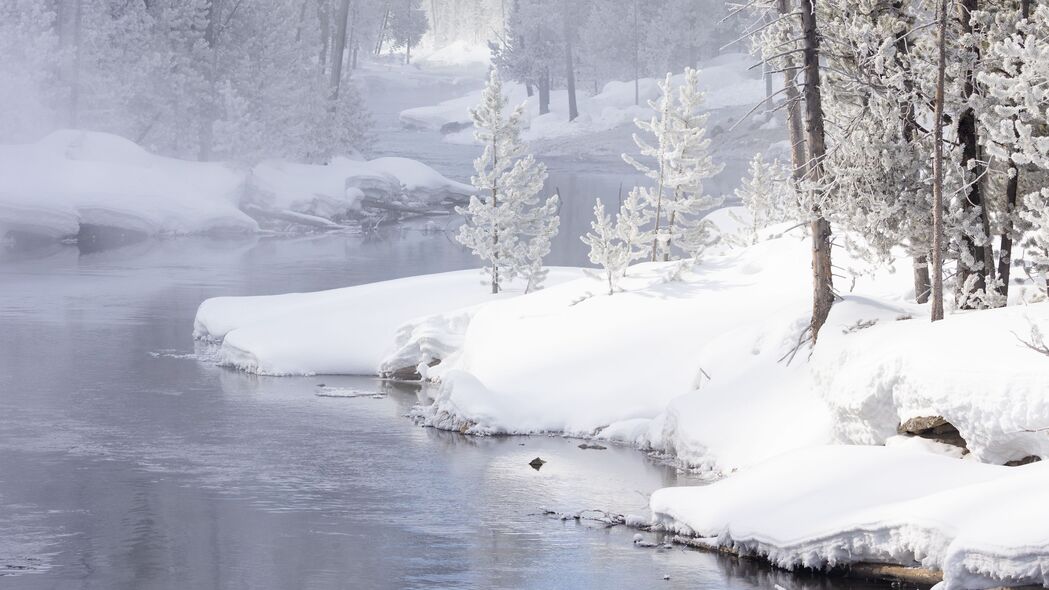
(650, 445, 1049, 589)
(0, 130, 475, 242)
(813, 301, 1049, 465)
(400, 53, 767, 144)
(193, 268, 586, 376)
(412, 40, 492, 69)
(0, 130, 257, 240)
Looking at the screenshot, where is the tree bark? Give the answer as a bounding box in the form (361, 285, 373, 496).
(931, 0, 948, 322)
(913, 255, 932, 304)
(633, 0, 639, 106)
(798, 0, 834, 342)
(404, 0, 412, 65)
(563, 0, 578, 121)
(955, 0, 989, 307)
(776, 0, 807, 187)
(198, 0, 222, 161)
(330, 0, 350, 100)
(995, 0, 1032, 301)
(538, 69, 550, 115)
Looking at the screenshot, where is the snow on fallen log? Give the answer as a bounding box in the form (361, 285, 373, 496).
(649, 445, 1049, 590)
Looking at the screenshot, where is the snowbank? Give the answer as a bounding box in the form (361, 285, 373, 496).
(0, 130, 256, 240)
(416, 225, 915, 469)
(193, 268, 585, 376)
(814, 302, 1049, 465)
(650, 445, 1049, 589)
(247, 156, 473, 225)
(400, 53, 767, 143)
(0, 130, 475, 242)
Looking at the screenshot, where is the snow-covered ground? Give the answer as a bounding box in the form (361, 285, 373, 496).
(650, 445, 1049, 590)
(194, 268, 586, 376)
(192, 206, 1049, 588)
(0, 130, 474, 243)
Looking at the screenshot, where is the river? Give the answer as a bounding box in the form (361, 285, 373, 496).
(0, 65, 907, 590)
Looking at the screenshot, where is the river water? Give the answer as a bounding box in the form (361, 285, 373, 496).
(0, 66, 906, 590)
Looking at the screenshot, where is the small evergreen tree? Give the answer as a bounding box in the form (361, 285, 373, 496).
(456, 69, 559, 294)
(581, 199, 638, 295)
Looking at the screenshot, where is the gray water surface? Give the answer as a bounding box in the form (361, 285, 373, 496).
(0, 232, 913, 590)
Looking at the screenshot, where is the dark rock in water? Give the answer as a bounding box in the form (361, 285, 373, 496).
(578, 443, 607, 450)
(1005, 455, 1042, 467)
(528, 457, 546, 470)
(385, 358, 441, 382)
(440, 121, 472, 135)
(897, 416, 968, 451)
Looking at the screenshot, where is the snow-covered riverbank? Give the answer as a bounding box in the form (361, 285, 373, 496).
(0, 130, 473, 243)
(193, 209, 1049, 589)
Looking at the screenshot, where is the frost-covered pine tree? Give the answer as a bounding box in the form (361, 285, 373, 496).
(729, 153, 797, 246)
(581, 199, 639, 295)
(456, 69, 559, 294)
(623, 68, 723, 262)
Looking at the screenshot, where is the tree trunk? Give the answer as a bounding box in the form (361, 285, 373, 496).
(913, 255, 931, 304)
(375, 10, 390, 55)
(404, 0, 412, 65)
(330, 0, 350, 100)
(776, 0, 806, 186)
(319, 0, 331, 70)
(931, 0, 948, 322)
(563, 0, 578, 121)
(538, 70, 550, 115)
(198, 0, 222, 161)
(955, 0, 989, 307)
(995, 0, 1032, 302)
(633, 0, 640, 106)
(798, 0, 834, 342)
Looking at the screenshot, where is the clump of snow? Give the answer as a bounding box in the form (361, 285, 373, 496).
(650, 445, 1049, 590)
(193, 268, 585, 376)
(813, 302, 1049, 465)
(0, 130, 257, 240)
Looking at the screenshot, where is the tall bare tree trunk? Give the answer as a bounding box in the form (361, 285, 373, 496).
(955, 0, 990, 307)
(931, 0, 948, 322)
(633, 0, 639, 106)
(375, 10, 390, 55)
(538, 69, 550, 115)
(330, 0, 350, 99)
(798, 0, 834, 342)
(563, 0, 578, 121)
(995, 0, 1032, 302)
(319, 0, 331, 71)
(199, 0, 222, 161)
(776, 0, 807, 191)
(404, 0, 413, 65)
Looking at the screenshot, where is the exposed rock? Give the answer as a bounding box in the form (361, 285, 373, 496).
(528, 457, 546, 470)
(1005, 455, 1042, 467)
(578, 443, 608, 450)
(897, 416, 968, 451)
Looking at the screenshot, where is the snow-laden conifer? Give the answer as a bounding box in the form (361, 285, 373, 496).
(622, 68, 723, 262)
(456, 69, 560, 294)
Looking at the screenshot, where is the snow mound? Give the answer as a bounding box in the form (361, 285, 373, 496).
(814, 302, 1049, 465)
(0, 130, 257, 240)
(650, 445, 1049, 590)
(193, 268, 586, 376)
